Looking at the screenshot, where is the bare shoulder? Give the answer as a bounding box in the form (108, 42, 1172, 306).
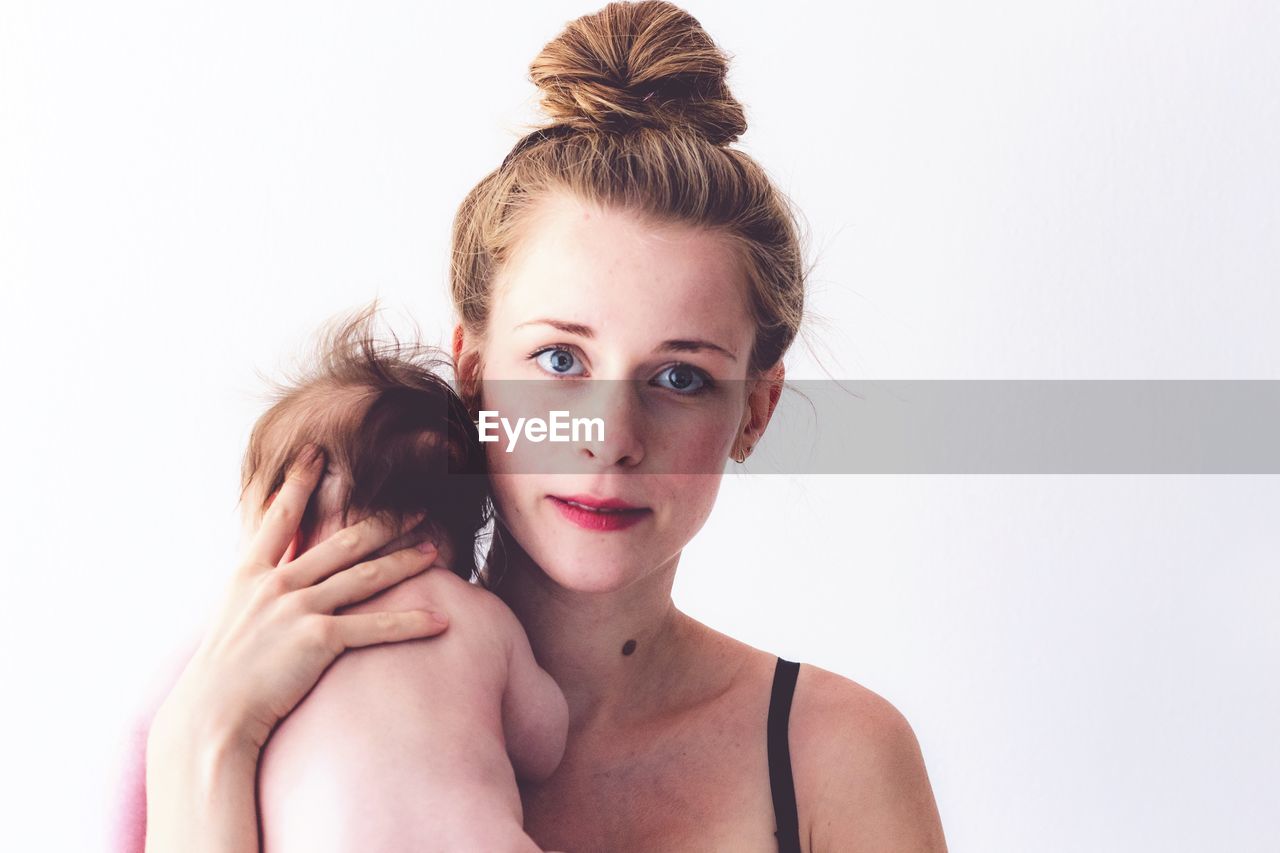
(789, 664, 948, 853)
(422, 571, 528, 652)
(344, 565, 496, 616)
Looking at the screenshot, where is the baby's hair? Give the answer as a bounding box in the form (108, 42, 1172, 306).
(239, 302, 491, 582)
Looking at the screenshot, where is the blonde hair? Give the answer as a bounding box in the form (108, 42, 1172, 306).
(450, 0, 806, 410)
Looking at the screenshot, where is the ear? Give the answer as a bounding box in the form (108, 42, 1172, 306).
(734, 361, 785, 459)
(452, 322, 481, 385)
(452, 323, 483, 416)
(451, 322, 466, 366)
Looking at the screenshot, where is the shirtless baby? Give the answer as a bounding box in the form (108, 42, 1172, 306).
(241, 308, 568, 853)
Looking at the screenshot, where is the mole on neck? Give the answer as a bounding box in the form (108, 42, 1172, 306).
(621, 639, 637, 656)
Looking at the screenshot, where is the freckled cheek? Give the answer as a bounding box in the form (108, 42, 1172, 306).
(487, 472, 534, 524)
(673, 421, 734, 471)
(643, 406, 739, 473)
(483, 436, 514, 475)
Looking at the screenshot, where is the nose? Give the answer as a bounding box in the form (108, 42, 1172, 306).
(578, 379, 646, 469)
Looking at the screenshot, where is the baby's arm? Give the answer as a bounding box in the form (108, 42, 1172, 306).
(501, 616, 569, 783)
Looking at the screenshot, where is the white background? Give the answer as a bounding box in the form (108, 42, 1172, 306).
(2, 1, 1278, 850)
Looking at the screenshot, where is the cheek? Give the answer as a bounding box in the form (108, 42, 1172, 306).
(657, 411, 738, 472)
(485, 470, 532, 523)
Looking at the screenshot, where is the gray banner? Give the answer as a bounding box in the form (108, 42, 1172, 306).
(445, 380, 1280, 474)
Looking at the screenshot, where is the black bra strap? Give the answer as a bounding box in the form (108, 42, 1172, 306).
(768, 657, 803, 853)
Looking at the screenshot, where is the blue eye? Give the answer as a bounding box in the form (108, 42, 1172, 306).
(528, 346, 715, 396)
(532, 346, 585, 376)
(653, 364, 714, 396)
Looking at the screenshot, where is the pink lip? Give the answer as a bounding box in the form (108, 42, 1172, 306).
(551, 493, 647, 511)
(548, 495, 650, 532)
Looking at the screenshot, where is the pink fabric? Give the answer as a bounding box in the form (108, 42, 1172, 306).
(113, 640, 198, 853)
(112, 713, 150, 853)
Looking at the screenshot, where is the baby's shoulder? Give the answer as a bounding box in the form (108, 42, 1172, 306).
(417, 568, 511, 613)
(387, 568, 523, 637)
(343, 565, 494, 619)
(408, 565, 486, 602)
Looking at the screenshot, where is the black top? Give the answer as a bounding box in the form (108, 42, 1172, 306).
(768, 657, 803, 853)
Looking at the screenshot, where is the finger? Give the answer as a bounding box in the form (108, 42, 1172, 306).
(303, 543, 439, 613)
(244, 446, 325, 569)
(280, 510, 427, 589)
(280, 528, 300, 565)
(329, 609, 449, 649)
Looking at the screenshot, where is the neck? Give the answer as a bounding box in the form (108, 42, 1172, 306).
(489, 534, 698, 731)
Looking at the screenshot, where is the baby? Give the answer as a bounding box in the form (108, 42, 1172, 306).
(119, 306, 568, 853)
(249, 307, 568, 853)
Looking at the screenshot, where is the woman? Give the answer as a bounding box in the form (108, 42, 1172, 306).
(144, 2, 947, 850)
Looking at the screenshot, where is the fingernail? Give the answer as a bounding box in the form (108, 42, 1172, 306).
(427, 611, 448, 626)
(416, 539, 438, 554)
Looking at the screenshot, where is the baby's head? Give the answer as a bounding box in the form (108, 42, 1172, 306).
(239, 305, 491, 581)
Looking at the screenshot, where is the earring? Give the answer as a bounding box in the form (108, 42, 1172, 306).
(734, 445, 752, 464)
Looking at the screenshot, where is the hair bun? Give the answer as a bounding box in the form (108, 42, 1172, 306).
(529, 0, 747, 146)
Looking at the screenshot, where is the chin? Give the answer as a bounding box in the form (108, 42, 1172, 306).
(489, 499, 664, 595)
(550, 545, 660, 591)
(524, 525, 666, 594)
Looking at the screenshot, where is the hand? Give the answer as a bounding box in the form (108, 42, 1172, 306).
(155, 445, 449, 756)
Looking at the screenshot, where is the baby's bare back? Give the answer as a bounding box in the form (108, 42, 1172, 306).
(259, 567, 544, 852)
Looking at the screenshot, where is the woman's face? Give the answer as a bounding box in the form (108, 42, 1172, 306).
(466, 191, 778, 594)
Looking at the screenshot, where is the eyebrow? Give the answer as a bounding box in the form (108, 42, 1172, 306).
(513, 318, 739, 362)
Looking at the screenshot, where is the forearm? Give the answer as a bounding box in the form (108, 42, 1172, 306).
(144, 703, 261, 853)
